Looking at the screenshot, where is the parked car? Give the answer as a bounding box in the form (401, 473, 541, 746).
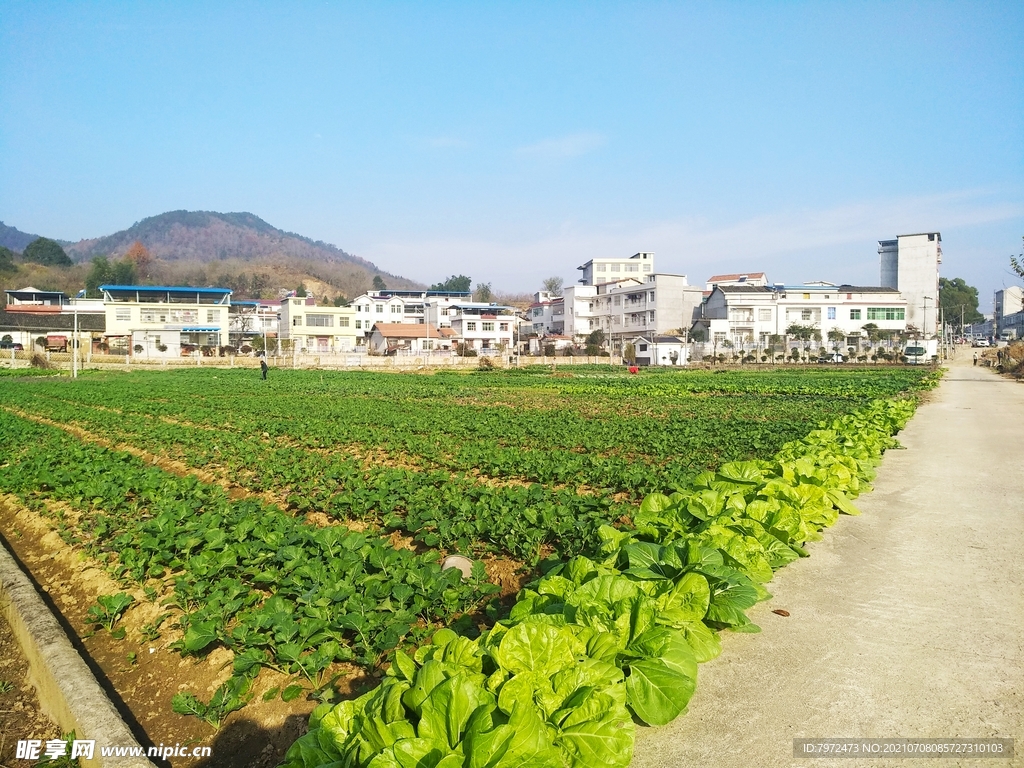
(818, 352, 845, 364)
(972, 339, 991, 347)
(0, 341, 24, 350)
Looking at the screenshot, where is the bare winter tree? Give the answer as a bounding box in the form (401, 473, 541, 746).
(542, 276, 563, 295)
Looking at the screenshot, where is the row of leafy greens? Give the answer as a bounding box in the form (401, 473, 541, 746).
(280, 395, 921, 767)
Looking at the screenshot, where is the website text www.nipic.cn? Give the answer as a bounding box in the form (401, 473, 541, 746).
(16, 738, 212, 760)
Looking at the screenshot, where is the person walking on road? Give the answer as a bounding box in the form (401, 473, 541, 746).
(973, 352, 978, 366)
(260, 356, 269, 380)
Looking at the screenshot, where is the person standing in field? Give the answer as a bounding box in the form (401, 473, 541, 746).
(260, 356, 269, 380)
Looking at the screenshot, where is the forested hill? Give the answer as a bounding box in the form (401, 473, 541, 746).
(64, 210, 383, 272)
(0, 221, 51, 252)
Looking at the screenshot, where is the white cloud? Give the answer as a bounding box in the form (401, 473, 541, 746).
(366, 189, 1023, 292)
(516, 132, 606, 159)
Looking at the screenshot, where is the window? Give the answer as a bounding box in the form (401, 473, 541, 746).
(639, 343, 648, 351)
(391, 305, 402, 314)
(466, 322, 477, 331)
(596, 264, 606, 272)
(713, 332, 727, 343)
(614, 296, 621, 305)
(643, 264, 652, 272)
(533, 308, 543, 317)
(867, 307, 905, 321)
(802, 309, 812, 321)
(293, 316, 303, 326)
(758, 308, 772, 321)
(649, 291, 655, 300)
(355, 304, 362, 312)
(375, 304, 384, 313)
(625, 264, 639, 272)
(803, 293, 811, 300)
(827, 307, 836, 320)
(355, 319, 362, 329)
(441, 308, 449, 316)
(339, 317, 350, 327)
(207, 310, 220, 323)
(499, 323, 508, 331)
(482, 322, 495, 331)
(423, 339, 434, 350)
(850, 309, 862, 320)
(610, 264, 620, 272)
(152, 335, 161, 345)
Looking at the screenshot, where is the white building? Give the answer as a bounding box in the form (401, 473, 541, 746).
(229, 300, 281, 350)
(590, 274, 704, 349)
(878, 233, 941, 337)
(100, 284, 232, 357)
(577, 252, 655, 286)
(350, 289, 475, 339)
(995, 286, 1024, 336)
(700, 283, 907, 348)
(629, 335, 690, 366)
(562, 284, 600, 339)
(448, 304, 516, 352)
(527, 291, 565, 335)
(279, 296, 359, 352)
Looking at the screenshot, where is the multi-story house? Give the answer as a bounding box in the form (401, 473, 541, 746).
(350, 289, 476, 340)
(562, 284, 599, 339)
(448, 304, 516, 352)
(279, 296, 358, 352)
(527, 291, 565, 335)
(100, 284, 232, 356)
(590, 274, 704, 349)
(576, 252, 655, 285)
(228, 300, 282, 350)
(700, 283, 907, 348)
(878, 232, 941, 336)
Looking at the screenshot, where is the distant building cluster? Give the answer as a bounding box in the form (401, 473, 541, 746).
(2, 230, 1000, 363)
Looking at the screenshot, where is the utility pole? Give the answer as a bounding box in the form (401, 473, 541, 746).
(72, 299, 79, 378)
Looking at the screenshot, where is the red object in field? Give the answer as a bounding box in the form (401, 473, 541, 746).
(628, 366, 639, 374)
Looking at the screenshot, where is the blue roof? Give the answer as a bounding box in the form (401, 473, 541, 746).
(99, 284, 232, 294)
(182, 326, 221, 332)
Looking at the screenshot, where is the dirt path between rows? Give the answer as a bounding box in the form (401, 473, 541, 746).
(634, 354, 1024, 768)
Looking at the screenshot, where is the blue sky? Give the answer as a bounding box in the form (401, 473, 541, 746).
(1, 2, 1022, 307)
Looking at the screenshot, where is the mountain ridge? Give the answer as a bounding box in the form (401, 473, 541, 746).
(0, 210, 422, 299)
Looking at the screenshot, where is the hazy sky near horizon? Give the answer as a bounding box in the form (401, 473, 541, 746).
(1, 2, 1022, 307)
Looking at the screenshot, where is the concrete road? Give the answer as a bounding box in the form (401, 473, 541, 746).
(634, 355, 1024, 768)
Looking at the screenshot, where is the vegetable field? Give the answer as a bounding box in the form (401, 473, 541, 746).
(0, 365, 937, 766)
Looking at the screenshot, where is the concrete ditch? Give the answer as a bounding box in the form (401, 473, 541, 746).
(0, 540, 157, 768)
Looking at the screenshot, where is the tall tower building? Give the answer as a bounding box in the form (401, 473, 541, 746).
(877, 233, 941, 336)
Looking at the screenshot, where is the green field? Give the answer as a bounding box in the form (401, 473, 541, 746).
(0, 366, 936, 765)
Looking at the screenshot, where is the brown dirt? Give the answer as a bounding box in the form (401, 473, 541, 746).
(482, 557, 531, 599)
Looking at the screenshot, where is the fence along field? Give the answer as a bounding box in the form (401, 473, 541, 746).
(0, 366, 936, 764)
